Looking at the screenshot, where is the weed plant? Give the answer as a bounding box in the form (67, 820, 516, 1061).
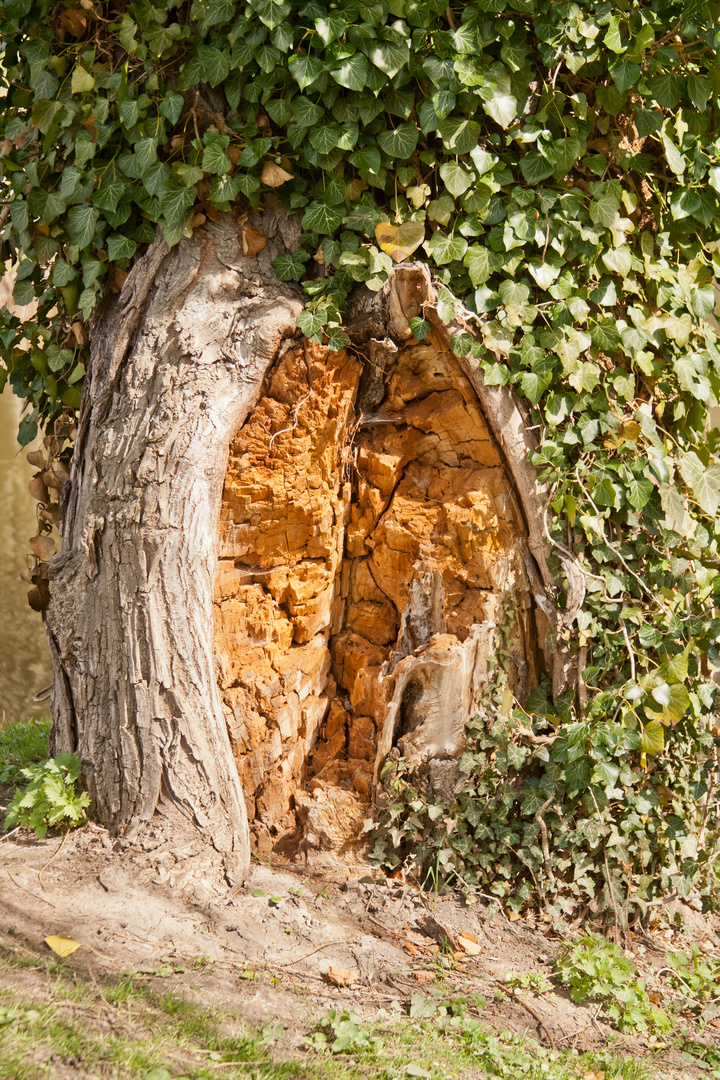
(4, 753, 89, 837)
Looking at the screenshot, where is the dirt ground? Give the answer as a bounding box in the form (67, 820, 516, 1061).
(2, 810, 720, 1078)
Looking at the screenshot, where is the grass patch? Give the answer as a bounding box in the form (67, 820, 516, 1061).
(0, 930, 661, 1080)
(0, 717, 51, 786)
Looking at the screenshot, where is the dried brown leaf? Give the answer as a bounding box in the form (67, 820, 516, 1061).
(242, 226, 266, 258)
(261, 161, 294, 187)
(326, 965, 358, 987)
(29, 533, 55, 560)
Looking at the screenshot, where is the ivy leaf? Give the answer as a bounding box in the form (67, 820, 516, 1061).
(377, 123, 418, 159)
(288, 53, 324, 90)
(690, 464, 720, 517)
(409, 317, 429, 341)
(196, 45, 231, 87)
(369, 41, 410, 78)
(661, 130, 685, 177)
(107, 235, 137, 261)
(464, 245, 499, 286)
(296, 309, 324, 342)
(71, 66, 95, 94)
(160, 92, 185, 125)
(601, 246, 633, 277)
(438, 162, 474, 197)
(272, 250, 309, 281)
(438, 117, 480, 154)
(610, 60, 640, 93)
(302, 201, 345, 235)
(482, 83, 517, 129)
(309, 122, 343, 154)
(426, 232, 467, 265)
(687, 73, 711, 112)
(625, 476, 653, 510)
(520, 154, 556, 185)
(521, 370, 552, 404)
(331, 53, 368, 91)
(202, 136, 232, 174)
(436, 286, 456, 324)
(645, 683, 690, 726)
(640, 720, 664, 755)
(66, 204, 99, 248)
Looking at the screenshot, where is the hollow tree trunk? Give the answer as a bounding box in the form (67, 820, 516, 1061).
(46, 208, 566, 879)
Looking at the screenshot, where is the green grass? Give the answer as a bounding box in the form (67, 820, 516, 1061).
(0, 930, 662, 1080)
(0, 717, 51, 786)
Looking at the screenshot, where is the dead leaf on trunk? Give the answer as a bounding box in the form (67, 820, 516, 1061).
(28, 476, 49, 503)
(26, 450, 47, 469)
(242, 227, 266, 258)
(326, 965, 358, 987)
(71, 321, 88, 346)
(58, 8, 89, 35)
(261, 161, 294, 187)
(29, 533, 55, 560)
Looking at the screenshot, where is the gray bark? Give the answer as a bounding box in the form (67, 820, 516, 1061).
(46, 209, 303, 882)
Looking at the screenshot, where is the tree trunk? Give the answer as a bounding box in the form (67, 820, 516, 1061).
(46, 207, 304, 882)
(46, 209, 561, 877)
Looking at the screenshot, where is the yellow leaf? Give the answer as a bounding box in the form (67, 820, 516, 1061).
(500, 686, 514, 717)
(45, 936, 82, 957)
(375, 220, 425, 263)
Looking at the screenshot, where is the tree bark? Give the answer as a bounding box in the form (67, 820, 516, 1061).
(46, 207, 303, 882)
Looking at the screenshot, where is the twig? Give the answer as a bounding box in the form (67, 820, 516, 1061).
(268, 938, 359, 967)
(535, 798, 556, 883)
(7, 872, 56, 908)
(495, 981, 555, 1048)
(268, 391, 311, 450)
(619, 618, 636, 682)
(0, 828, 20, 843)
(38, 830, 70, 889)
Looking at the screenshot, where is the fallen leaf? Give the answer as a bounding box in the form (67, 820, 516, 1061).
(506, 911, 522, 922)
(45, 935, 82, 957)
(375, 220, 425, 263)
(326, 965, 358, 987)
(403, 941, 418, 956)
(412, 970, 436, 983)
(261, 161, 294, 187)
(457, 932, 482, 956)
(242, 226, 267, 258)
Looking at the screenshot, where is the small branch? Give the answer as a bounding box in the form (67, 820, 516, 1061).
(495, 981, 555, 1048)
(619, 618, 636, 682)
(513, 719, 556, 746)
(535, 797, 556, 883)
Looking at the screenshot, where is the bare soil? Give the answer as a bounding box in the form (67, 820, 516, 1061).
(1, 815, 720, 1078)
